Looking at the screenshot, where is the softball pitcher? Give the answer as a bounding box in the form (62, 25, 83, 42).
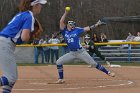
(55, 8, 115, 84)
(0, 0, 47, 93)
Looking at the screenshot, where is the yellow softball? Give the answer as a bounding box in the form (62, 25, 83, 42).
(65, 7, 70, 11)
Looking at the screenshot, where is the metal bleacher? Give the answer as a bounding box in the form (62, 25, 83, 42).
(93, 45, 140, 62)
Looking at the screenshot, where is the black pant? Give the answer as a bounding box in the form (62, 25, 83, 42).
(89, 47, 105, 61)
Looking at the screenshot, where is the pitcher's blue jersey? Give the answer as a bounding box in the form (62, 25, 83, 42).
(0, 11, 34, 44)
(61, 27, 84, 51)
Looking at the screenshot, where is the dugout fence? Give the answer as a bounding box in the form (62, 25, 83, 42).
(15, 42, 140, 63)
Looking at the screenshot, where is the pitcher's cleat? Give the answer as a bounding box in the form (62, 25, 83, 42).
(88, 65, 92, 68)
(106, 61, 111, 67)
(55, 79, 65, 84)
(88, 65, 94, 68)
(48, 79, 65, 84)
(108, 72, 115, 77)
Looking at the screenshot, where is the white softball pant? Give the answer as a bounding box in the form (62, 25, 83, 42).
(0, 37, 17, 83)
(56, 48, 97, 67)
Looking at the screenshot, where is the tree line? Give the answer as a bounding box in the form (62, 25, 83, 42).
(0, 0, 140, 39)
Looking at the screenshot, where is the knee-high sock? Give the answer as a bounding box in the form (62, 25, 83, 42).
(96, 63, 109, 74)
(2, 83, 15, 93)
(0, 76, 15, 93)
(0, 76, 9, 86)
(57, 65, 64, 79)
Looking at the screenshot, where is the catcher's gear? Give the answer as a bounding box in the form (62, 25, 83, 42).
(30, 18, 43, 39)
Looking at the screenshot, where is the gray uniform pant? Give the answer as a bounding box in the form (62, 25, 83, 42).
(56, 48, 97, 67)
(0, 37, 17, 83)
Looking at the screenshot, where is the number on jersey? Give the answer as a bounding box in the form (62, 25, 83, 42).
(67, 38, 74, 43)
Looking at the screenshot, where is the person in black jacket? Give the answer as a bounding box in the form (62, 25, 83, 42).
(83, 34, 110, 67)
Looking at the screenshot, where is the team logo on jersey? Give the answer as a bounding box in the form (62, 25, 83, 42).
(65, 33, 77, 38)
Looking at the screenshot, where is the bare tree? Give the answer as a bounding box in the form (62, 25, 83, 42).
(0, 0, 140, 39)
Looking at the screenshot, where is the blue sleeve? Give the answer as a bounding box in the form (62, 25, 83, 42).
(77, 27, 84, 34)
(22, 16, 32, 32)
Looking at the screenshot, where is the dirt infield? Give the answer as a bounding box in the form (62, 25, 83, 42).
(1, 65, 140, 93)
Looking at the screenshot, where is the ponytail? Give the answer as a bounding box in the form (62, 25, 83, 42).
(19, 0, 33, 12)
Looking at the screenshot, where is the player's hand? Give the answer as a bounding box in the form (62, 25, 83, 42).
(84, 45, 89, 48)
(83, 45, 87, 48)
(91, 46, 94, 49)
(87, 45, 89, 48)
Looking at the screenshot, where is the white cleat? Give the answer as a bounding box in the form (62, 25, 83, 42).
(48, 79, 65, 84)
(108, 72, 115, 77)
(55, 79, 65, 84)
(88, 65, 93, 68)
(106, 61, 111, 67)
(88, 65, 94, 68)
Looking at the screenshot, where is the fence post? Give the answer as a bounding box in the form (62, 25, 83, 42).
(128, 44, 131, 62)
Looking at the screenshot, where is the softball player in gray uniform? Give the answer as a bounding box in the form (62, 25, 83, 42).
(55, 8, 115, 84)
(0, 0, 47, 93)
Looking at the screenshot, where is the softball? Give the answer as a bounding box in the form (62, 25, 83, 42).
(65, 7, 70, 11)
